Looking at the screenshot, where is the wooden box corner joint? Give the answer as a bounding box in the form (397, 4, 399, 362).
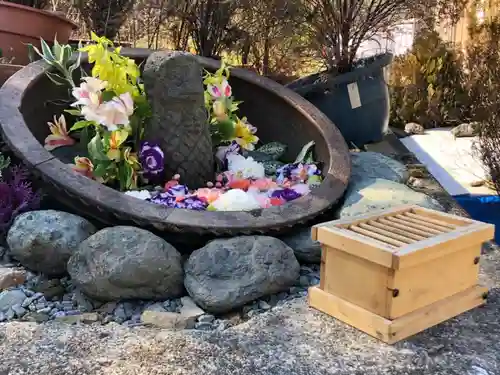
(308, 205, 494, 344)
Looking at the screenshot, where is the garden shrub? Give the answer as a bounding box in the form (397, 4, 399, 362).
(466, 19, 500, 193)
(389, 28, 468, 129)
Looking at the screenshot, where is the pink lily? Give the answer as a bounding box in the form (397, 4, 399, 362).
(207, 78, 232, 98)
(44, 115, 76, 151)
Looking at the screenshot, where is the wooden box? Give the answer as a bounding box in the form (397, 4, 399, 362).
(308, 205, 494, 344)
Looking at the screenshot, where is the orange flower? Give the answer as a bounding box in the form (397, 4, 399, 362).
(71, 156, 94, 179)
(195, 188, 224, 203)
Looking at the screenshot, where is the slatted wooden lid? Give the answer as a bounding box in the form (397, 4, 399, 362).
(313, 205, 495, 269)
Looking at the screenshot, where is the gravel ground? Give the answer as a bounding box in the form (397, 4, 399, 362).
(0, 246, 499, 375)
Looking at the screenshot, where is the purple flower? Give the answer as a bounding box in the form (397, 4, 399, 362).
(271, 188, 302, 202)
(148, 193, 208, 211)
(139, 142, 165, 181)
(166, 184, 189, 197)
(0, 165, 41, 234)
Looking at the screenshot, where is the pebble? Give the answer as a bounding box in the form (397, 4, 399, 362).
(0, 247, 323, 330)
(299, 275, 310, 287)
(258, 300, 271, 310)
(194, 322, 214, 331)
(11, 304, 26, 317)
(198, 314, 215, 323)
(247, 310, 260, 318)
(145, 302, 166, 313)
(37, 307, 52, 314)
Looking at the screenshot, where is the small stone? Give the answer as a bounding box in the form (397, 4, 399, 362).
(11, 303, 26, 317)
(258, 300, 271, 310)
(35, 302, 49, 310)
(309, 277, 320, 286)
(289, 287, 303, 295)
(131, 313, 142, 322)
(408, 176, 425, 189)
(242, 304, 255, 315)
(23, 312, 50, 323)
(299, 276, 310, 287)
(470, 180, 486, 187)
(451, 122, 480, 138)
(247, 310, 259, 318)
(81, 312, 99, 323)
(141, 310, 185, 330)
(55, 314, 83, 324)
(36, 307, 52, 314)
(145, 302, 167, 313)
(113, 304, 128, 323)
(102, 315, 114, 324)
(405, 122, 425, 135)
(0, 267, 26, 290)
(40, 284, 66, 300)
(0, 289, 26, 313)
(96, 302, 117, 314)
(198, 314, 215, 323)
(73, 289, 94, 312)
(280, 228, 321, 264)
(180, 297, 204, 317)
(194, 322, 213, 331)
(216, 320, 230, 331)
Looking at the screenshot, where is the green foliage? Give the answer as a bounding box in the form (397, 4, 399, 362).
(30, 37, 82, 88)
(389, 29, 468, 129)
(0, 153, 10, 172)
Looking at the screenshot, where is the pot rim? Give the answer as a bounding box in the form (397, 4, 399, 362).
(287, 52, 393, 94)
(0, 1, 77, 28)
(0, 49, 351, 235)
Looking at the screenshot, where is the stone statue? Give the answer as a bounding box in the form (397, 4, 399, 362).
(143, 51, 214, 188)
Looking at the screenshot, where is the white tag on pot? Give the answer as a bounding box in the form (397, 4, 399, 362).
(347, 82, 361, 109)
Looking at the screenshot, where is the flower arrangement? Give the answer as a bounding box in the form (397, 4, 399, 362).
(0, 153, 41, 236)
(39, 33, 324, 212)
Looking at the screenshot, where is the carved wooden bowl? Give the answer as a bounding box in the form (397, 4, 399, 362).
(0, 49, 351, 240)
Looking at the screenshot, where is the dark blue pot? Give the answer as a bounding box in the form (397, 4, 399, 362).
(286, 53, 393, 147)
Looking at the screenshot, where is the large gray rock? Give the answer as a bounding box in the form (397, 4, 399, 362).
(68, 226, 184, 301)
(185, 236, 300, 313)
(143, 51, 213, 187)
(280, 228, 322, 264)
(350, 151, 408, 185)
(340, 178, 443, 218)
(6, 210, 96, 276)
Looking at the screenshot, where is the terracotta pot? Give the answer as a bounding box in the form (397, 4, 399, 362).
(0, 63, 22, 86)
(0, 2, 77, 65)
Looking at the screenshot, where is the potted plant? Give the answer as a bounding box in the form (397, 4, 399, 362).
(0, 0, 77, 65)
(284, 0, 416, 146)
